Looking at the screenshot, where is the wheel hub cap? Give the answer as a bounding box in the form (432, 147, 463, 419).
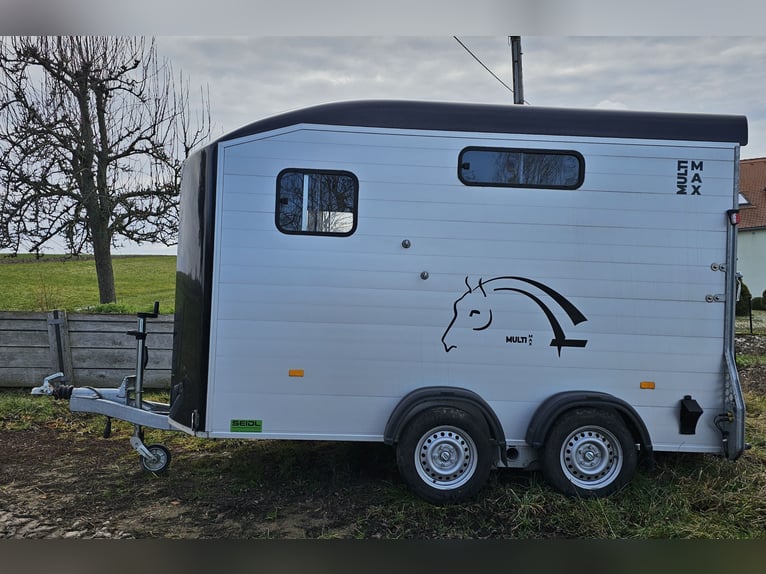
(436, 445, 457, 465)
(560, 426, 624, 489)
(414, 426, 478, 490)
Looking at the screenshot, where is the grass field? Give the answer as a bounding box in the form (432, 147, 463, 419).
(1, 387, 765, 539)
(0, 254, 176, 314)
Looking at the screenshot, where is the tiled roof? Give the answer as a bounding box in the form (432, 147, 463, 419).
(740, 157, 766, 230)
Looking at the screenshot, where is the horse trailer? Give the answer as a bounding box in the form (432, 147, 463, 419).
(64, 100, 749, 503)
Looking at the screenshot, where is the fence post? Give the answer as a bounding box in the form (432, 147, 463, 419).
(47, 309, 74, 384)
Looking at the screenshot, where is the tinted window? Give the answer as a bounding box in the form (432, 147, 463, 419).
(459, 147, 583, 189)
(276, 169, 358, 236)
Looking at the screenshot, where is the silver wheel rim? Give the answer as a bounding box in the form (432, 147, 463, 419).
(559, 425, 623, 489)
(415, 425, 478, 490)
(143, 447, 168, 472)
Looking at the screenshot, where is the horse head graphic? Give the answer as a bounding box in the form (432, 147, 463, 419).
(441, 276, 588, 356)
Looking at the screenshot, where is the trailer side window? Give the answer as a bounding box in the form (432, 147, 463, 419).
(458, 147, 584, 189)
(276, 169, 358, 236)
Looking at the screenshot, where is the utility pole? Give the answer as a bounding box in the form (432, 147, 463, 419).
(510, 36, 524, 104)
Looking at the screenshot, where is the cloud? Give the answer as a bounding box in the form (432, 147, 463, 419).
(153, 36, 766, 158)
(594, 100, 629, 110)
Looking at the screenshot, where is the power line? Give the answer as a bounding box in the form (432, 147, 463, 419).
(453, 36, 515, 97)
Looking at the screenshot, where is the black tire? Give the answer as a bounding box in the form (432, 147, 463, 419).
(396, 406, 493, 504)
(139, 443, 171, 474)
(541, 408, 637, 497)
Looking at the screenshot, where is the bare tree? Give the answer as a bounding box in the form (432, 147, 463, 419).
(0, 36, 211, 304)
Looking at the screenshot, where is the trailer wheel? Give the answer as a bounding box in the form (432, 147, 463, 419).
(541, 408, 637, 497)
(396, 407, 492, 504)
(139, 444, 171, 474)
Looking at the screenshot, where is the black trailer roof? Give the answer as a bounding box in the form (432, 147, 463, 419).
(217, 100, 748, 147)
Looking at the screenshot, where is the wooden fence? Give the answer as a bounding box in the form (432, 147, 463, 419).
(0, 311, 172, 388)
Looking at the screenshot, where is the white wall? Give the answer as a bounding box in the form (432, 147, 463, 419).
(738, 229, 766, 297)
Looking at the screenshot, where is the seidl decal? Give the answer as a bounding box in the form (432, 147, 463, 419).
(441, 276, 588, 356)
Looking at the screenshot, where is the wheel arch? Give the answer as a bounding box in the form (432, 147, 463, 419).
(384, 386, 507, 465)
(525, 391, 653, 456)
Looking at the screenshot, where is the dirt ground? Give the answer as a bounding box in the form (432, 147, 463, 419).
(735, 334, 766, 394)
(2, 430, 417, 539)
(0, 404, 408, 539)
(2, 336, 766, 539)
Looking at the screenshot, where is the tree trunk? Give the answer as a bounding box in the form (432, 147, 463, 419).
(92, 84, 116, 305)
(80, 175, 117, 304)
(91, 226, 116, 304)
(73, 62, 117, 305)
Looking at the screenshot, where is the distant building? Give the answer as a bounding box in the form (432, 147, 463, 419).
(738, 157, 766, 297)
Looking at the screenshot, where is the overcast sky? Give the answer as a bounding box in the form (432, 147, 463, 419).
(154, 36, 765, 156)
(120, 35, 766, 253)
(4, 2, 766, 255)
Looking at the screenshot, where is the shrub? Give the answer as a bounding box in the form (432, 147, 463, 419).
(736, 282, 752, 316)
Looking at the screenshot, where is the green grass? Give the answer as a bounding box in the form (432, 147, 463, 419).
(735, 354, 764, 368)
(1, 388, 765, 539)
(0, 389, 62, 430)
(0, 254, 176, 314)
(736, 309, 766, 335)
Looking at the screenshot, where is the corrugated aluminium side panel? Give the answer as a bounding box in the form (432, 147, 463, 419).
(205, 125, 736, 451)
(256, 124, 738, 159)
(253, 127, 737, 195)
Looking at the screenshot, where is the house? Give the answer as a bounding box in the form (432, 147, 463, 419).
(738, 157, 766, 298)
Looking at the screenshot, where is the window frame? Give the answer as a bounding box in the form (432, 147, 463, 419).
(457, 146, 585, 190)
(275, 168, 359, 237)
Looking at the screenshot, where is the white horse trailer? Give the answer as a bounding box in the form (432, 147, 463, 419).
(68, 101, 749, 503)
